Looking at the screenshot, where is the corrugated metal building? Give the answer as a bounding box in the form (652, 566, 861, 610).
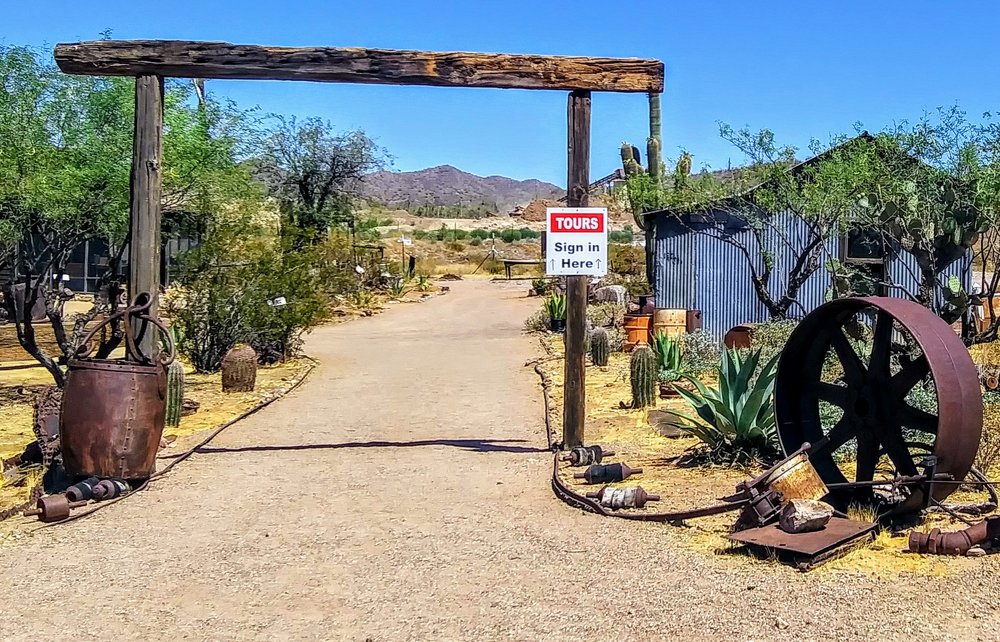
(647, 209, 971, 340)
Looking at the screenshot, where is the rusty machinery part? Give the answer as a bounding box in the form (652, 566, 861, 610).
(74, 292, 175, 366)
(907, 516, 1000, 556)
(65, 476, 101, 502)
(774, 297, 983, 514)
(91, 479, 130, 501)
(586, 486, 660, 509)
(23, 495, 88, 523)
(32, 356, 318, 529)
(574, 463, 642, 485)
(562, 445, 615, 466)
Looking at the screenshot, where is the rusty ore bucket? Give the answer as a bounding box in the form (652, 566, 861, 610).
(59, 293, 172, 480)
(60, 359, 167, 480)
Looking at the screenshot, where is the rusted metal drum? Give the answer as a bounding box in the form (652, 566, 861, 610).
(623, 313, 652, 352)
(60, 358, 167, 480)
(763, 451, 828, 502)
(724, 323, 756, 349)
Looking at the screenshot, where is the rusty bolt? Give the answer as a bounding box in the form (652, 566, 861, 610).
(573, 462, 642, 484)
(23, 495, 88, 523)
(66, 477, 101, 503)
(561, 445, 615, 466)
(586, 486, 660, 509)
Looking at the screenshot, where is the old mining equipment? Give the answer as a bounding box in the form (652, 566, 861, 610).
(24, 495, 88, 523)
(574, 463, 642, 484)
(773, 297, 983, 515)
(561, 445, 615, 466)
(60, 293, 175, 481)
(586, 486, 659, 509)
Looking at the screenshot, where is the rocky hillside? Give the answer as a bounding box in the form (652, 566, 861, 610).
(359, 165, 564, 214)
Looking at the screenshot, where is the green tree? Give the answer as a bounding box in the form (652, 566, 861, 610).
(0, 45, 262, 384)
(258, 116, 386, 240)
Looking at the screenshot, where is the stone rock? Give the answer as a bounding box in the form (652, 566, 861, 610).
(778, 499, 834, 534)
(967, 546, 987, 558)
(594, 285, 627, 304)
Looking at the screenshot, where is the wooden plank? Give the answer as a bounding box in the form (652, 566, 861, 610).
(562, 90, 591, 449)
(54, 41, 663, 93)
(129, 75, 164, 359)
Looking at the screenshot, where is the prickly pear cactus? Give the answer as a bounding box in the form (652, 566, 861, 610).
(590, 327, 610, 367)
(165, 359, 185, 427)
(221, 344, 258, 393)
(630, 344, 656, 408)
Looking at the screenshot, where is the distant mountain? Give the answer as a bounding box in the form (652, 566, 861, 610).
(359, 165, 564, 213)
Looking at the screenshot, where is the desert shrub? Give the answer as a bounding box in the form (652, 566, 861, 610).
(445, 241, 465, 252)
(586, 302, 626, 329)
(500, 229, 522, 243)
(748, 320, 798, 364)
(524, 306, 549, 333)
(176, 221, 327, 371)
(518, 227, 540, 240)
(608, 228, 634, 244)
(470, 229, 490, 240)
(608, 244, 645, 277)
(682, 329, 722, 377)
(977, 395, 1000, 475)
(469, 237, 482, 246)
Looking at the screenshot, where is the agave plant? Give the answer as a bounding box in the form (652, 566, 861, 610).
(545, 293, 566, 321)
(674, 348, 781, 461)
(651, 331, 686, 382)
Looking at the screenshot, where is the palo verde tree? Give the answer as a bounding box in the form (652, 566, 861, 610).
(660, 126, 876, 320)
(257, 116, 386, 242)
(0, 44, 260, 385)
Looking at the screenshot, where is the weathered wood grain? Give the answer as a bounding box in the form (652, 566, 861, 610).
(129, 75, 164, 359)
(54, 40, 663, 93)
(562, 90, 591, 449)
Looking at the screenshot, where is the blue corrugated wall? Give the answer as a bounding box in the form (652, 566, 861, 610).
(653, 212, 972, 339)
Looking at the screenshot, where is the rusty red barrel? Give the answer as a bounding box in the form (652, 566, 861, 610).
(60, 358, 167, 480)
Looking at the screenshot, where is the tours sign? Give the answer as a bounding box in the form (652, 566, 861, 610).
(545, 207, 608, 276)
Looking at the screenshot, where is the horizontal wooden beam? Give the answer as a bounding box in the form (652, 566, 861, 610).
(54, 40, 663, 93)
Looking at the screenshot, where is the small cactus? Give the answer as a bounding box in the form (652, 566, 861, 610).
(590, 327, 610, 366)
(221, 344, 258, 393)
(164, 359, 185, 428)
(630, 345, 656, 408)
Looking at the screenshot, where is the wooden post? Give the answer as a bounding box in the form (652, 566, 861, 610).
(562, 90, 591, 449)
(128, 75, 164, 358)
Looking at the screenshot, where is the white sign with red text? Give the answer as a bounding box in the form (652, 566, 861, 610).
(545, 207, 608, 276)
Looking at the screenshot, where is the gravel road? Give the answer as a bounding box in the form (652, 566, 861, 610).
(0, 280, 997, 641)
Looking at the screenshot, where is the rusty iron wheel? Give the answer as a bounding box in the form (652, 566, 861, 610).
(774, 297, 983, 514)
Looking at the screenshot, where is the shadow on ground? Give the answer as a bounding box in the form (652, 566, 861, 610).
(177, 438, 548, 456)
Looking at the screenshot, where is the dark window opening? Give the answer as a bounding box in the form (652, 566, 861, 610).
(843, 229, 888, 296)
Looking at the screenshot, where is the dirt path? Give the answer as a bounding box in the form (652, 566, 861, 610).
(1, 280, 997, 641)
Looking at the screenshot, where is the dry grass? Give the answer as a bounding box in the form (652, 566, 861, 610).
(536, 332, 997, 577)
(0, 357, 313, 518)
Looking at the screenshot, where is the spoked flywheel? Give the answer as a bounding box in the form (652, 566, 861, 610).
(774, 297, 983, 513)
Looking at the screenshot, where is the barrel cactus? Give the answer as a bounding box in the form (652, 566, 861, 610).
(164, 359, 185, 428)
(630, 345, 657, 408)
(590, 327, 610, 366)
(221, 344, 258, 393)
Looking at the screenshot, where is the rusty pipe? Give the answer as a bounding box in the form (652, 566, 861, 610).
(907, 516, 1000, 555)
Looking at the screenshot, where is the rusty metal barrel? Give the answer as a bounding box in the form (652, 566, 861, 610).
(60, 294, 174, 481)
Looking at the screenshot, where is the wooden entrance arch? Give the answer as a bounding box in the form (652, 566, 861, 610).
(54, 40, 664, 448)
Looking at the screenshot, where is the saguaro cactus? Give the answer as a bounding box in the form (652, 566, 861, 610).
(164, 359, 185, 428)
(221, 344, 258, 393)
(630, 345, 657, 408)
(590, 327, 610, 367)
(647, 92, 662, 181)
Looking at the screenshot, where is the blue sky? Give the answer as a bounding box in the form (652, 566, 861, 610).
(5, 1, 1000, 186)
